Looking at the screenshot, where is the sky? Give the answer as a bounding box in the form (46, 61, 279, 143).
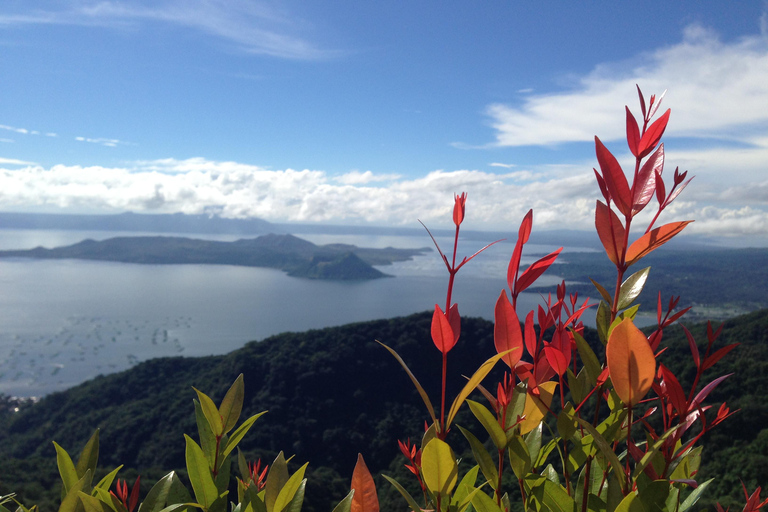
(0, 1, 767, 239)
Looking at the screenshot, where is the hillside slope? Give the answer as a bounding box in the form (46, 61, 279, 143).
(1, 310, 766, 511)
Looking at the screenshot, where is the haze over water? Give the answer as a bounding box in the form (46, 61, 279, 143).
(0, 228, 596, 397)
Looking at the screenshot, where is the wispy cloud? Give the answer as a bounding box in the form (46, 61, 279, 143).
(75, 136, 132, 148)
(0, 157, 766, 238)
(483, 24, 768, 148)
(0, 124, 29, 135)
(0, 1, 336, 60)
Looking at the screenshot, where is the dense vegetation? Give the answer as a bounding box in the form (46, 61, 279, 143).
(1, 309, 766, 511)
(0, 233, 431, 280)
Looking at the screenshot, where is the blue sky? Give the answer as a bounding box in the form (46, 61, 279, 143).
(1, 1, 767, 238)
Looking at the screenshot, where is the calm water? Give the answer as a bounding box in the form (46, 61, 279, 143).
(0, 228, 601, 397)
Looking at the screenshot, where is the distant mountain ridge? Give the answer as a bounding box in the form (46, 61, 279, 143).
(0, 233, 431, 280)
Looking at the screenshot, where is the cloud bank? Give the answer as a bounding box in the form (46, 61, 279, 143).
(1, 157, 766, 238)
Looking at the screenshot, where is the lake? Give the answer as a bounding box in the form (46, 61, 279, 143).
(0, 228, 605, 397)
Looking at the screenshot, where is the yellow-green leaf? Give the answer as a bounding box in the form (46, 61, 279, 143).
(617, 267, 650, 310)
(184, 434, 218, 508)
(75, 429, 100, 480)
(53, 441, 79, 494)
(446, 351, 509, 430)
(421, 438, 458, 498)
(273, 463, 308, 512)
(222, 411, 268, 459)
(467, 400, 507, 450)
(193, 387, 223, 437)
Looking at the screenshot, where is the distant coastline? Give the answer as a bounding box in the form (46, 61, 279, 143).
(0, 232, 432, 280)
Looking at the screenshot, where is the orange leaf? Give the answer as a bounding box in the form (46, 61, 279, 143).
(606, 318, 656, 407)
(625, 221, 692, 266)
(494, 291, 523, 368)
(595, 200, 625, 266)
(351, 454, 379, 512)
(519, 381, 557, 434)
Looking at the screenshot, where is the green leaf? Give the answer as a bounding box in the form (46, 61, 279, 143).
(596, 301, 611, 345)
(139, 472, 179, 512)
(58, 470, 91, 512)
(193, 387, 223, 437)
(574, 417, 626, 493)
(264, 453, 289, 512)
(507, 434, 531, 480)
(421, 438, 458, 498)
(557, 405, 577, 442)
(467, 400, 507, 450)
(458, 426, 498, 489)
(572, 329, 603, 388)
(636, 480, 669, 512)
(617, 267, 650, 310)
(471, 490, 505, 512)
(377, 341, 437, 427)
(453, 465, 480, 506)
(541, 479, 576, 512)
(75, 430, 100, 481)
(274, 468, 307, 512)
(184, 434, 219, 509)
(590, 279, 613, 304)
(525, 424, 543, 465)
(679, 479, 713, 512)
(382, 475, 422, 512)
(447, 351, 509, 430)
(53, 441, 80, 495)
(194, 400, 217, 466)
(614, 492, 645, 512)
(633, 426, 681, 483)
(222, 411, 268, 460)
(94, 465, 123, 492)
(219, 374, 245, 434)
(77, 492, 113, 512)
(331, 490, 355, 512)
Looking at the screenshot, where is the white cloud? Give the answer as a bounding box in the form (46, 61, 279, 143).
(334, 170, 401, 185)
(0, 124, 29, 135)
(0, 156, 765, 237)
(484, 24, 768, 147)
(0, 1, 335, 60)
(0, 157, 34, 165)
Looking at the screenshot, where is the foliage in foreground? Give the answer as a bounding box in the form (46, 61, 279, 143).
(2, 87, 765, 512)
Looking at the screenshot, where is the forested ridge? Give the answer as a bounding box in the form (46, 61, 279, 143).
(1, 309, 766, 511)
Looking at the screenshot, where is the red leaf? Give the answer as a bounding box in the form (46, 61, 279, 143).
(595, 136, 632, 217)
(519, 209, 533, 244)
(524, 311, 537, 358)
(638, 108, 671, 158)
(625, 221, 692, 266)
(666, 174, 694, 205)
(431, 305, 455, 354)
(633, 144, 664, 214)
(453, 192, 467, 226)
(508, 210, 533, 292)
(702, 343, 739, 371)
(447, 303, 461, 347)
(516, 248, 562, 294)
(494, 291, 523, 368)
(595, 200, 626, 266)
(626, 106, 641, 157)
(351, 454, 380, 512)
(655, 169, 666, 206)
(659, 364, 687, 416)
(690, 374, 732, 411)
(682, 325, 700, 369)
(543, 345, 568, 376)
(637, 84, 647, 119)
(594, 168, 610, 203)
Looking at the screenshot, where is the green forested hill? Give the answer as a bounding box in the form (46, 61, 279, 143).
(1, 310, 767, 511)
